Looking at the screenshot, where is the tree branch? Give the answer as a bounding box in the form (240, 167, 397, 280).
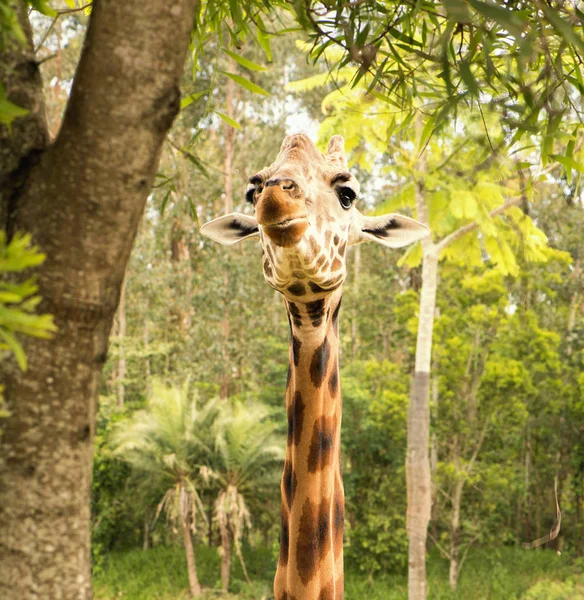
(0, 1, 49, 227)
(436, 196, 522, 253)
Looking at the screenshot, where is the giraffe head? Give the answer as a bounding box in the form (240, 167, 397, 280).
(200, 133, 429, 300)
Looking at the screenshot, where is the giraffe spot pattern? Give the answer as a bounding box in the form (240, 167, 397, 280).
(333, 234, 340, 245)
(307, 415, 336, 473)
(306, 299, 326, 327)
(319, 581, 335, 600)
(338, 241, 347, 257)
(309, 236, 319, 257)
(292, 336, 302, 366)
(324, 230, 332, 247)
(296, 498, 331, 585)
(279, 508, 290, 567)
(329, 369, 339, 397)
(333, 485, 344, 558)
(331, 257, 342, 271)
(288, 282, 306, 296)
(289, 303, 302, 328)
(288, 391, 305, 446)
(309, 281, 327, 294)
(316, 254, 326, 268)
(282, 460, 297, 508)
(332, 300, 342, 330)
(309, 338, 330, 387)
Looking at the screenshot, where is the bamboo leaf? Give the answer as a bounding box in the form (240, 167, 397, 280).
(468, 0, 526, 38)
(442, 0, 471, 22)
(214, 110, 242, 130)
(220, 71, 270, 97)
(222, 48, 267, 72)
(540, 5, 584, 53)
(418, 113, 436, 152)
(180, 89, 209, 110)
(550, 154, 584, 173)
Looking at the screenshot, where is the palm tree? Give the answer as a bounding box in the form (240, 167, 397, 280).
(210, 402, 285, 592)
(111, 380, 216, 597)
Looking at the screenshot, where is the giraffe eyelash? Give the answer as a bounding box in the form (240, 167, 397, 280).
(245, 187, 256, 203)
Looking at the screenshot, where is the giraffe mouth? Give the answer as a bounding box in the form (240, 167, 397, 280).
(262, 216, 310, 247)
(263, 216, 308, 230)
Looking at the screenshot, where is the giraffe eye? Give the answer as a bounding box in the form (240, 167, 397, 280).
(337, 187, 356, 209)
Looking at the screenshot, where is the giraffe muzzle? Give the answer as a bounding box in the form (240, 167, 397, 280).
(256, 180, 309, 247)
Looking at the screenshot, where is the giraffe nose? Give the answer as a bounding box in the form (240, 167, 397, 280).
(265, 178, 298, 193)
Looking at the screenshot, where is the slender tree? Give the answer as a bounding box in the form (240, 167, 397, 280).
(210, 402, 284, 591)
(112, 381, 217, 597)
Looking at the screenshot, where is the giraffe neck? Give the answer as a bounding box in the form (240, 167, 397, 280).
(275, 289, 344, 600)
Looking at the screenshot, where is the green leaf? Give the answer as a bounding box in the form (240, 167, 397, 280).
(0, 329, 27, 371)
(180, 89, 209, 110)
(442, 0, 471, 22)
(468, 0, 526, 39)
(459, 61, 479, 96)
(28, 0, 58, 17)
(185, 153, 209, 179)
(387, 27, 422, 48)
(418, 113, 436, 152)
(257, 28, 272, 62)
(398, 241, 423, 268)
(550, 154, 584, 173)
(214, 110, 242, 130)
(222, 48, 267, 72)
(0, 84, 29, 127)
(160, 189, 172, 217)
(220, 71, 270, 97)
(540, 5, 584, 53)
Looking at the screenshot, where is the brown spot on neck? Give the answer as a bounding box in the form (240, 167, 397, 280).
(309, 338, 330, 387)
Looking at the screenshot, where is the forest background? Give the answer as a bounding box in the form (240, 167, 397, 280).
(1, 1, 584, 599)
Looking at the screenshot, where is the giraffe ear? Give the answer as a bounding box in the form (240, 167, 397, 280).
(359, 214, 430, 248)
(200, 213, 260, 246)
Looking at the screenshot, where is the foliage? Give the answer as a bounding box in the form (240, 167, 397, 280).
(297, 0, 584, 167)
(342, 359, 410, 574)
(18, 0, 583, 592)
(0, 231, 55, 418)
(112, 380, 217, 535)
(93, 545, 584, 600)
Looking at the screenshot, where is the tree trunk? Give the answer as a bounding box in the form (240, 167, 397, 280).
(430, 375, 439, 541)
(406, 124, 437, 600)
(117, 277, 127, 408)
(220, 526, 232, 592)
(143, 515, 150, 551)
(181, 518, 202, 597)
(449, 477, 463, 590)
(407, 247, 437, 600)
(0, 1, 197, 598)
(219, 66, 235, 400)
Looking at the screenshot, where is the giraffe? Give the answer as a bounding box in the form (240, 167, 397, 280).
(200, 133, 429, 600)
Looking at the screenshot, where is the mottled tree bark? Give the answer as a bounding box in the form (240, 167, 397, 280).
(182, 517, 202, 597)
(406, 118, 436, 600)
(0, 1, 197, 598)
(117, 278, 127, 408)
(220, 66, 235, 400)
(220, 524, 233, 592)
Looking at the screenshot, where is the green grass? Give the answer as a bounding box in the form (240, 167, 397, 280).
(94, 545, 584, 600)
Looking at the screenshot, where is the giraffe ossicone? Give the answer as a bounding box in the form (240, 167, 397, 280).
(200, 133, 429, 600)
